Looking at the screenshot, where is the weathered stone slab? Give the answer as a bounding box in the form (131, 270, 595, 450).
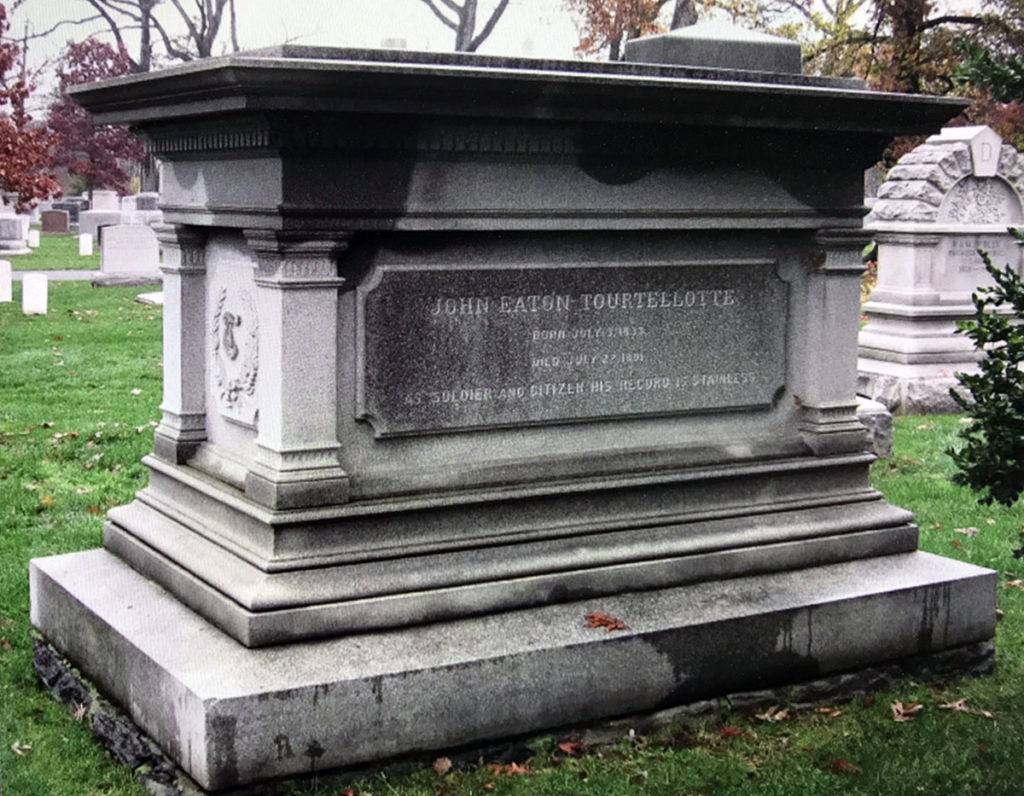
(31, 548, 996, 792)
(357, 261, 786, 435)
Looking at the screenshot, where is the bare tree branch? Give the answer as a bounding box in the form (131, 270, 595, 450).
(229, 0, 238, 52)
(918, 14, 985, 32)
(419, 0, 458, 31)
(469, 0, 510, 51)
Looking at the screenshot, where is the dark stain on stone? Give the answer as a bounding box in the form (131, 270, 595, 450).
(305, 739, 325, 772)
(645, 610, 820, 707)
(209, 715, 240, 789)
(274, 733, 294, 761)
(371, 676, 384, 704)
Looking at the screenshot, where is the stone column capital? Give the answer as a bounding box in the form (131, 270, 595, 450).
(244, 229, 353, 289)
(155, 223, 208, 275)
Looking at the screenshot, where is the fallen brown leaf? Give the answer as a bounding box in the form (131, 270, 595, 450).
(828, 758, 861, 776)
(816, 706, 842, 718)
(0, 637, 10, 651)
(557, 740, 588, 757)
(719, 726, 742, 738)
(487, 762, 531, 776)
(584, 611, 627, 632)
(938, 698, 994, 719)
(1004, 580, 1024, 591)
(891, 700, 923, 722)
(39, 494, 54, 509)
(755, 704, 789, 723)
(432, 756, 452, 776)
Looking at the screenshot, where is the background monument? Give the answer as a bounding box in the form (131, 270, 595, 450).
(859, 126, 1024, 412)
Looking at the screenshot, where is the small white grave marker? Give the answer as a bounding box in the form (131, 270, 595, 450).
(0, 260, 10, 302)
(27, 229, 40, 248)
(79, 233, 93, 256)
(22, 273, 47, 315)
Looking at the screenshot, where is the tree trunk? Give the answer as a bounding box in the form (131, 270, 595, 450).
(671, 0, 698, 28)
(609, 32, 623, 61)
(456, 0, 477, 51)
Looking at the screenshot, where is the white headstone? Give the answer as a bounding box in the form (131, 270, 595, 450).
(91, 189, 120, 211)
(22, 273, 47, 314)
(79, 233, 94, 256)
(27, 229, 40, 248)
(0, 260, 10, 302)
(100, 224, 160, 275)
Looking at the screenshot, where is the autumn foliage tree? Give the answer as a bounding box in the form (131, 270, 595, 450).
(48, 38, 144, 196)
(0, 3, 60, 209)
(565, 0, 676, 60)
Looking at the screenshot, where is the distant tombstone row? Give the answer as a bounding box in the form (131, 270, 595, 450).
(41, 191, 163, 236)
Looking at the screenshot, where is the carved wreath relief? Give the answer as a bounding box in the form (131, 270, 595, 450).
(941, 178, 1015, 224)
(213, 287, 259, 426)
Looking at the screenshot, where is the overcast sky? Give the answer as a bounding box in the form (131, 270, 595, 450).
(10, 0, 986, 111)
(13, 0, 580, 67)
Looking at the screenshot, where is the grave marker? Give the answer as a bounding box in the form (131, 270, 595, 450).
(21, 273, 46, 314)
(0, 260, 10, 302)
(94, 224, 161, 286)
(40, 209, 70, 233)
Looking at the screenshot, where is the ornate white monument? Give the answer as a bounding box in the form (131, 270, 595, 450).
(859, 126, 1024, 412)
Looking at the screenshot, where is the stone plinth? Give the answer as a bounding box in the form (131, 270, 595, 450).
(859, 126, 1024, 413)
(31, 46, 995, 791)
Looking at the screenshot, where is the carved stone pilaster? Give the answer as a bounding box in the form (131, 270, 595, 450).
(798, 230, 871, 455)
(241, 230, 353, 509)
(153, 224, 208, 464)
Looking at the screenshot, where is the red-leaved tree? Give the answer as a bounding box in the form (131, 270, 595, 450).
(48, 38, 144, 197)
(0, 3, 61, 210)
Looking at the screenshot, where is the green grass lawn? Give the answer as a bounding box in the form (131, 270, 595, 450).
(11, 229, 99, 271)
(3, 276, 1024, 795)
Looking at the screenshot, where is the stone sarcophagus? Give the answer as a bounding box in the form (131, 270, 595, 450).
(30, 43, 996, 791)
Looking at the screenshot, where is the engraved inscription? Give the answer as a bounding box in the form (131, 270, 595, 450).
(357, 263, 786, 436)
(940, 234, 1024, 296)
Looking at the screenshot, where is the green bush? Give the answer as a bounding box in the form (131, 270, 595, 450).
(949, 227, 1024, 506)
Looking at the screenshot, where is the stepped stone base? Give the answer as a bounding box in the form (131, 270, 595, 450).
(31, 548, 996, 792)
(858, 361, 973, 414)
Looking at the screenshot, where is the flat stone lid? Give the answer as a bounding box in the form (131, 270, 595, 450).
(624, 21, 805, 76)
(69, 45, 965, 137)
